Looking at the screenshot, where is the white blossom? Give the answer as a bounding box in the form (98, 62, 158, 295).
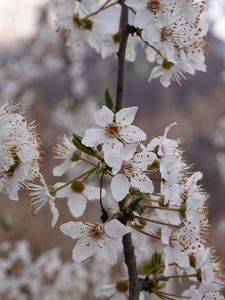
(60, 219, 131, 263)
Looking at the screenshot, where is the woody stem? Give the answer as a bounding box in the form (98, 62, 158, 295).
(115, 2, 140, 300)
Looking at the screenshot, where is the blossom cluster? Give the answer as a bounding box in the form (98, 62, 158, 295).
(1, 101, 223, 299)
(0, 240, 115, 300)
(0, 102, 41, 201)
(54, 0, 208, 87)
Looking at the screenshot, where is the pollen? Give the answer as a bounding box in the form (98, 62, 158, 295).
(147, 0, 161, 12)
(161, 26, 173, 42)
(105, 123, 120, 138)
(121, 161, 134, 178)
(88, 224, 105, 240)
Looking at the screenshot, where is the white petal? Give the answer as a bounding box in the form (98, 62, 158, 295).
(49, 201, 59, 228)
(60, 222, 88, 239)
(101, 238, 118, 264)
(148, 66, 164, 81)
(161, 227, 172, 245)
(53, 159, 76, 176)
(112, 294, 127, 300)
(94, 105, 114, 127)
(95, 285, 115, 298)
(120, 125, 146, 143)
(67, 193, 87, 218)
(83, 185, 106, 200)
(104, 219, 131, 238)
(102, 139, 123, 157)
(125, 0, 146, 10)
(82, 127, 106, 147)
(73, 237, 98, 262)
(174, 249, 190, 268)
(131, 174, 154, 194)
(116, 106, 138, 125)
(133, 152, 157, 169)
(55, 184, 71, 198)
(111, 174, 130, 202)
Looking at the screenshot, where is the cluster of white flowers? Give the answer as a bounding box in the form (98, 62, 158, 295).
(0, 102, 41, 201)
(2, 102, 221, 299)
(54, 0, 208, 87)
(0, 240, 117, 300)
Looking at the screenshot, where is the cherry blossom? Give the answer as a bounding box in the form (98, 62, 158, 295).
(53, 135, 81, 176)
(28, 175, 59, 227)
(108, 146, 156, 201)
(82, 106, 146, 158)
(57, 181, 106, 218)
(60, 219, 131, 263)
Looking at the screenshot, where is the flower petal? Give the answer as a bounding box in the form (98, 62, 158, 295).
(111, 174, 130, 202)
(161, 227, 172, 245)
(49, 201, 59, 228)
(101, 238, 118, 264)
(82, 127, 106, 147)
(116, 106, 138, 125)
(67, 193, 87, 218)
(120, 125, 146, 143)
(53, 159, 76, 177)
(104, 219, 131, 238)
(94, 105, 114, 127)
(102, 139, 123, 157)
(60, 222, 88, 239)
(130, 174, 154, 194)
(83, 185, 106, 200)
(73, 237, 98, 262)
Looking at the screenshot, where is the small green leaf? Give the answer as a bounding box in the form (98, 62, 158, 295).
(72, 134, 96, 157)
(0, 213, 13, 231)
(104, 88, 114, 111)
(141, 251, 164, 276)
(129, 197, 144, 215)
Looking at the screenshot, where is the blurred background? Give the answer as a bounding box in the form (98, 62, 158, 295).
(0, 0, 225, 298)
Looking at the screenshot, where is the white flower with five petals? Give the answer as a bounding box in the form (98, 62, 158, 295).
(57, 181, 106, 218)
(60, 219, 131, 264)
(82, 106, 146, 159)
(107, 145, 156, 202)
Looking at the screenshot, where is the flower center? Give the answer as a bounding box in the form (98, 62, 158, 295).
(72, 14, 93, 30)
(105, 123, 120, 139)
(113, 32, 121, 44)
(71, 181, 85, 193)
(116, 279, 129, 293)
(88, 224, 105, 240)
(6, 152, 20, 177)
(121, 161, 134, 178)
(147, 0, 161, 12)
(160, 26, 173, 42)
(71, 150, 81, 162)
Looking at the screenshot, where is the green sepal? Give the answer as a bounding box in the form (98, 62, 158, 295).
(104, 88, 114, 111)
(95, 165, 103, 176)
(72, 134, 96, 157)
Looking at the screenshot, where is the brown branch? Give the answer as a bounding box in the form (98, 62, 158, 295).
(115, 0, 129, 112)
(115, 2, 141, 299)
